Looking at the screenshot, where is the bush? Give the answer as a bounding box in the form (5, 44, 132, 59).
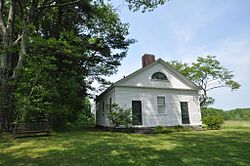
(202, 115, 224, 130)
(201, 108, 225, 119)
(107, 104, 133, 131)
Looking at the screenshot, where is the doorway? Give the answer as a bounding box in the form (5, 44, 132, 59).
(132, 101, 142, 125)
(180, 102, 190, 124)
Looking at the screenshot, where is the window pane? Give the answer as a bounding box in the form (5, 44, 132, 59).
(109, 97, 112, 111)
(181, 102, 190, 124)
(152, 72, 168, 80)
(102, 102, 105, 115)
(157, 97, 165, 113)
(157, 97, 165, 106)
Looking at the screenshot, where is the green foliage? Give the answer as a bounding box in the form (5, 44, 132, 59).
(201, 108, 225, 119)
(224, 108, 250, 121)
(13, 37, 85, 128)
(106, 104, 133, 131)
(11, 1, 135, 128)
(202, 115, 224, 130)
(125, 0, 167, 12)
(168, 60, 191, 76)
(201, 108, 224, 130)
(169, 55, 240, 108)
(75, 98, 95, 125)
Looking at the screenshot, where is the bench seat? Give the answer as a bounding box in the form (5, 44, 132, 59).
(12, 123, 50, 138)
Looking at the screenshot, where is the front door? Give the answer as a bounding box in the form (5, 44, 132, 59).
(180, 102, 190, 124)
(132, 101, 142, 125)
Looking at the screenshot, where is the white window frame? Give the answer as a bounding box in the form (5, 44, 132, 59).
(157, 96, 166, 114)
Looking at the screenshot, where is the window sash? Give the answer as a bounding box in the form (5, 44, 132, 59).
(152, 72, 168, 80)
(157, 97, 166, 113)
(102, 102, 105, 115)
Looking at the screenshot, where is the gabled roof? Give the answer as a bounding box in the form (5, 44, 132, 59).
(96, 58, 200, 100)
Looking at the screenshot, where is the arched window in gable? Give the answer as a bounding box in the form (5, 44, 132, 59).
(151, 72, 168, 80)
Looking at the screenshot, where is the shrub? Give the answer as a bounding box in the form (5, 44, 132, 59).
(106, 104, 133, 131)
(201, 107, 225, 119)
(202, 115, 224, 130)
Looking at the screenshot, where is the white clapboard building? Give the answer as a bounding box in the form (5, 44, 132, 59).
(96, 54, 202, 128)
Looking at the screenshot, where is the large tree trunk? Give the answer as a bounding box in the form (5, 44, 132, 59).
(0, 0, 14, 131)
(0, 39, 14, 130)
(0, 35, 14, 130)
(0, 71, 13, 130)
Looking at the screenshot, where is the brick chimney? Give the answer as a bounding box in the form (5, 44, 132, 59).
(142, 54, 155, 68)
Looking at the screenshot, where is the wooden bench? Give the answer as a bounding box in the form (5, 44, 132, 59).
(12, 122, 50, 138)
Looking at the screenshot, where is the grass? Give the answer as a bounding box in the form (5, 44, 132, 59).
(1, 123, 250, 166)
(223, 120, 250, 129)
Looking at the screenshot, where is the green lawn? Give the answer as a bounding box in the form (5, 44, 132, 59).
(1, 123, 250, 166)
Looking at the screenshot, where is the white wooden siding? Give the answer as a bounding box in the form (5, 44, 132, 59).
(119, 63, 193, 90)
(114, 87, 201, 127)
(96, 89, 115, 126)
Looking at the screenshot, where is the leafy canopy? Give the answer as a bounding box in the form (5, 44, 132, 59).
(169, 55, 240, 108)
(10, 1, 135, 126)
(125, 0, 167, 12)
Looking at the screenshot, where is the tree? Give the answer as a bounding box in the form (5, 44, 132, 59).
(1, 0, 87, 129)
(0, 0, 167, 129)
(169, 55, 240, 108)
(11, 2, 134, 128)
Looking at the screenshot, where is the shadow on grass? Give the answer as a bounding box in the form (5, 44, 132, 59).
(1, 127, 250, 166)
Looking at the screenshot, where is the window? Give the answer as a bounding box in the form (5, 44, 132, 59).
(157, 96, 166, 113)
(102, 101, 105, 116)
(109, 97, 112, 111)
(151, 72, 168, 80)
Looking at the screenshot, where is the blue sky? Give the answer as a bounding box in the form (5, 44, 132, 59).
(107, 0, 250, 110)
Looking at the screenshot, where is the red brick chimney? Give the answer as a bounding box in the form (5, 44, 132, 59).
(142, 54, 155, 68)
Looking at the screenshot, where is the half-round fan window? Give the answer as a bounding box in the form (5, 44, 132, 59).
(151, 72, 168, 80)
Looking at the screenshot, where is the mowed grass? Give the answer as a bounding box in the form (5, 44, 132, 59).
(1, 123, 250, 166)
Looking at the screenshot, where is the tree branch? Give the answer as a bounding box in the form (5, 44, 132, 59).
(207, 85, 227, 91)
(13, 34, 23, 45)
(6, 0, 14, 33)
(0, 0, 6, 33)
(35, 0, 80, 11)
